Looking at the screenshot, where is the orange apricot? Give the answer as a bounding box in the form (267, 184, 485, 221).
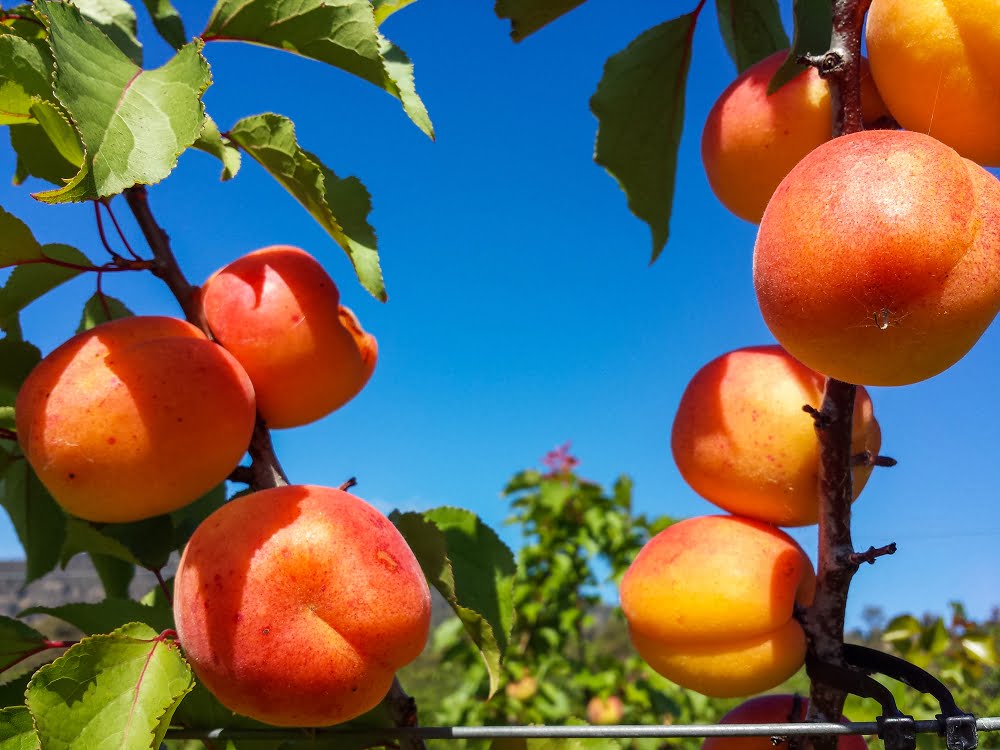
(201, 246, 377, 429)
(587, 695, 624, 725)
(754, 129, 1000, 385)
(702, 694, 868, 750)
(620, 515, 815, 697)
(15, 316, 255, 523)
(866, 0, 1000, 166)
(173, 485, 431, 727)
(701, 50, 886, 223)
(671, 345, 881, 526)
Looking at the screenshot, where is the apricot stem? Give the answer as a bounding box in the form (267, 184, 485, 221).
(338, 477, 358, 492)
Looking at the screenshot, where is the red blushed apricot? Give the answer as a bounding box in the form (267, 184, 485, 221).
(754, 129, 1000, 386)
(671, 346, 881, 526)
(201, 246, 377, 429)
(702, 695, 868, 750)
(620, 516, 815, 697)
(173, 485, 431, 727)
(15, 316, 255, 523)
(701, 50, 886, 223)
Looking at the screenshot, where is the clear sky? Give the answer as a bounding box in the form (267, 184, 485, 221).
(2, 0, 998, 629)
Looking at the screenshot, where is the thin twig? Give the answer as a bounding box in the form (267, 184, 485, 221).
(102, 199, 142, 261)
(850, 451, 897, 468)
(94, 201, 126, 263)
(849, 544, 897, 566)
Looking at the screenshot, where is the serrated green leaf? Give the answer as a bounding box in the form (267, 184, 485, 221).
(392, 508, 515, 699)
(372, 0, 419, 25)
(228, 113, 384, 300)
(33, 0, 210, 203)
(10, 101, 84, 187)
(202, 0, 432, 138)
(72, 0, 142, 65)
(76, 292, 133, 332)
(0, 616, 46, 671)
(591, 13, 697, 262)
(0, 457, 66, 584)
(20, 599, 174, 637)
(0, 244, 91, 319)
(960, 634, 997, 667)
(27, 623, 193, 750)
(192, 115, 240, 181)
(139, 0, 186, 50)
(494, 0, 588, 42)
(0, 6, 46, 41)
(715, 0, 788, 72)
(769, 0, 831, 93)
(0, 207, 44, 268)
(0, 706, 38, 750)
(0, 34, 56, 125)
(60, 518, 140, 569)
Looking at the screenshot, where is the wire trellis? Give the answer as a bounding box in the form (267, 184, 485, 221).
(164, 716, 1000, 742)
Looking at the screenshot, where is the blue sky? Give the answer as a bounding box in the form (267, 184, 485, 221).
(2, 0, 998, 629)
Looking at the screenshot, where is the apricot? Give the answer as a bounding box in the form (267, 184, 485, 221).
(866, 0, 1000, 166)
(620, 515, 815, 697)
(702, 695, 868, 750)
(586, 695, 624, 725)
(15, 316, 255, 523)
(173, 484, 432, 727)
(754, 129, 1000, 386)
(671, 345, 881, 526)
(701, 50, 886, 223)
(201, 246, 377, 429)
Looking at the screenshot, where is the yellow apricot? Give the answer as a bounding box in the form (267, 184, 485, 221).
(15, 316, 255, 523)
(754, 129, 1000, 385)
(701, 50, 886, 223)
(173, 485, 431, 727)
(620, 515, 815, 697)
(201, 246, 377, 429)
(671, 345, 881, 526)
(866, 0, 1000, 166)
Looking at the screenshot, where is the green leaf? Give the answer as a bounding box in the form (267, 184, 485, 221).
(170, 679, 274, 732)
(0, 456, 66, 584)
(882, 614, 921, 643)
(372, 0, 419, 25)
(26, 623, 193, 750)
(392, 508, 516, 699)
(169, 483, 225, 549)
(71, 0, 142, 65)
(20, 600, 174, 637)
(228, 113, 384, 300)
(27, 100, 84, 166)
(960, 634, 997, 667)
(0, 336, 40, 407)
(192, 115, 240, 181)
(0, 706, 38, 750)
(0, 207, 44, 268)
(917, 617, 949, 655)
(768, 0, 831, 93)
(0, 615, 46, 671)
(91, 554, 135, 600)
(33, 0, 210, 203)
(10, 103, 84, 187)
(0, 244, 91, 319)
(139, 0, 187, 50)
(494, 0, 589, 42)
(76, 292, 133, 332)
(715, 0, 788, 72)
(591, 13, 698, 262)
(0, 34, 56, 125)
(60, 518, 140, 569)
(202, 0, 432, 138)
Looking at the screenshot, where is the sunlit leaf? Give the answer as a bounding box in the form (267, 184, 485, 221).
(591, 13, 698, 262)
(76, 292, 133, 332)
(202, 0, 432, 137)
(139, 0, 186, 50)
(715, 0, 788, 72)
(192, 115, 240, 181)
(228, 113, 383, 300)
(0, 34, 55, 125)
(960, 634, 997, 667)
(34, 0, 210, 202)
(372, 0, 419, 25)
(0, 706, 38, 750)
(882, 614, 921, 643)
(494, 0, 589, 42)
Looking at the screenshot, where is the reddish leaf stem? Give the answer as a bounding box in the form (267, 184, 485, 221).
(14, 256, 153, 274)
(102, 199, 143, 261)
(0, 640, 75, 675)
(94, 201, 125, 263)
(0, 427, 16, 442)
(149, 566, 173, 604)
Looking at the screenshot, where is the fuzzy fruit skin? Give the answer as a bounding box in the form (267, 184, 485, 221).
(701, 50, 886, 223)
(620, 516, 815, 697)
(15, 316, 255, 523)
(866, 0, 1000, 166)
(173, 485, 432, 727)
(671, 346, 880, 526)
(701, 695, 868, 750)
(754, 129, 1000, 386)
(201, 246, 377, 429)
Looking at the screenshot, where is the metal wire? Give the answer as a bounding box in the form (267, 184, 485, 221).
(164, 716, 1000, 741)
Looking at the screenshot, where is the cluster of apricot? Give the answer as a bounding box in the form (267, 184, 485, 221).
(14, 246, 430, 726)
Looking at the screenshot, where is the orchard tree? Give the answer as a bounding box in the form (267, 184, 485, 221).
(0, 0, 997, 749)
